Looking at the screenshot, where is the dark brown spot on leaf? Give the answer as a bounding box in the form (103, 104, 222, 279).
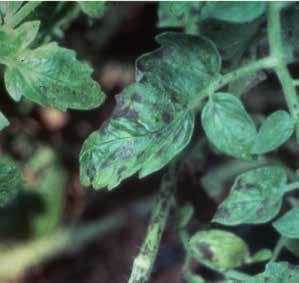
(162, 111, 172, 123)
(215, 207, 230, 219)
(198, 243, 214, 261)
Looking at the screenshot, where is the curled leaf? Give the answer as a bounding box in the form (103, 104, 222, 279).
(80, 32, 221, 190)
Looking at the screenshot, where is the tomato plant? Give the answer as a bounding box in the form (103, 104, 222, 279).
(1, 1, 299, 283)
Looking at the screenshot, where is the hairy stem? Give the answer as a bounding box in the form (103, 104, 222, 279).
(267, 3, 299, 139)
(6, 1, 42, 28)
(128, 174, 174, 283)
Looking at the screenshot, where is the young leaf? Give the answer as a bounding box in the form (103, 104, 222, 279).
(4, 42, 105, 110)
(0, 111, 9, 131)
(0, 21, 39, 66)
(188, 229, 249, 271)
(246, 262, 299, 283)
(273, 208, 299, 239)
(213, 166, 286, 225)
(0, 157, 23, 207)
(78, 1, 105, 18)
(80, 32, 221, 189)
(199, 2, 266, 23)
(201, 92, 257, 159)
(251, 110, 295, 154)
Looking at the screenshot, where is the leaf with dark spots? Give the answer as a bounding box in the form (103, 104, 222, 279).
(80, 32, 221, 190)
(198, 243, 214, 261)
(5, 42, 105, 111)
(188, 229, 249, 271)
(213, 166, 287, 225)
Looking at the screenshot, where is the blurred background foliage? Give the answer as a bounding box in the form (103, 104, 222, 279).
(0, 2, 299, 283)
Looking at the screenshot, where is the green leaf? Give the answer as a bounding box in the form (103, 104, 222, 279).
(0, 157, 23, 207)
(213, 166, 286, 225)
(158, 2, 202, 32)
(251, 110, 295, 154)
(200, 20, 262, 62)
(0, 2, 23, 20)
(188, 229, 249, 271)
(4, 42, 105, 110)
(80, 32, 221, 189)
(273, 208, 299, 238)
(0, 21, 39, 66)
(201, 92, 257, 159)
(158, 2, 266, 31)
(79, 1, 105, 18)
(0, 112, 9, 131)
(246, 262, 299, 283)
(199, 2, 266, 23)
(285, 239, 299, 257)
(25, 147, 66, 238)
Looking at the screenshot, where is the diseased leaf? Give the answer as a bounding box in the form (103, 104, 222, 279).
(199, 2, 266, 23)
(0, 157, 23, 207)
(246, 262, 299, 283)
(0, 112, 9, 131)
(80, 32, 221, 190)
(213, 166, 286, 225)
(79, 1, 105, 18)
(201, 92, 257, 159)
(273, 208, 299, 239)
(4, 42, 105, 110)
(251, 110, 295, 154)
(188, 229, 249, 271)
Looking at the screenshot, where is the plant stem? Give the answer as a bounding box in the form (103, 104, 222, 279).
(193, 56, 277, 110)
(267, 3, 299, 140)
(270, 237, 286, 262)
(284, 181, 299, 193)
(128, 174, 174, 283)
(6, 1, 42, 28)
